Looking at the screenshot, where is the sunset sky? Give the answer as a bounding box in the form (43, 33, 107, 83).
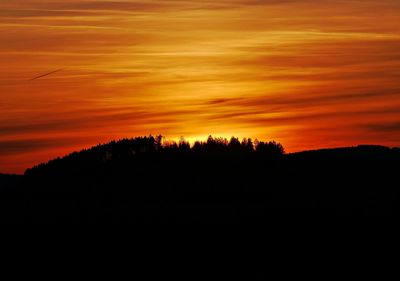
(1, 0, 400, 173)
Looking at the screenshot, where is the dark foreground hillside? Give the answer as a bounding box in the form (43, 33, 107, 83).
(1, 136, 400, 223)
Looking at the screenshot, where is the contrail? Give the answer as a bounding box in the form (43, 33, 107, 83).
(29, 69, 63, 81)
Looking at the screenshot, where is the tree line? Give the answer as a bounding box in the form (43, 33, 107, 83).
(24, 135, 284, 177)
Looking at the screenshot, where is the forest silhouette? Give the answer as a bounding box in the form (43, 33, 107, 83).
(1, 135, 400, 223)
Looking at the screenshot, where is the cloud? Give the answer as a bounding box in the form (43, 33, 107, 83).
(0, 137, 88, 155)
(0, 108, 175, 136)
(364, 122, 400, 133)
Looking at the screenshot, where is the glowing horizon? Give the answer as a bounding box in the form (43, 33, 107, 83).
(1, 0, 400, 173)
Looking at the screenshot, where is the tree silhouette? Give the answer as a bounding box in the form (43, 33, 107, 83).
(228, 137, 241, 151)
(24, 135, 285, 178)
(6, 134, 399, 223)
(256, 141, 284, 158)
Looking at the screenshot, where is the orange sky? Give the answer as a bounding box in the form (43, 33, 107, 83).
(1, 0, 400, 173)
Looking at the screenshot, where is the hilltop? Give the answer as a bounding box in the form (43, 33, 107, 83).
(1, 136, 400, 223)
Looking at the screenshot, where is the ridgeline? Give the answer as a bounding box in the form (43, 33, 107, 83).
(1, 136, 400, 223)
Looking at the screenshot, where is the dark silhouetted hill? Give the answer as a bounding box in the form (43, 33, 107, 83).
(1, 136, 400, 223)
(0, 173, 22, 189)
